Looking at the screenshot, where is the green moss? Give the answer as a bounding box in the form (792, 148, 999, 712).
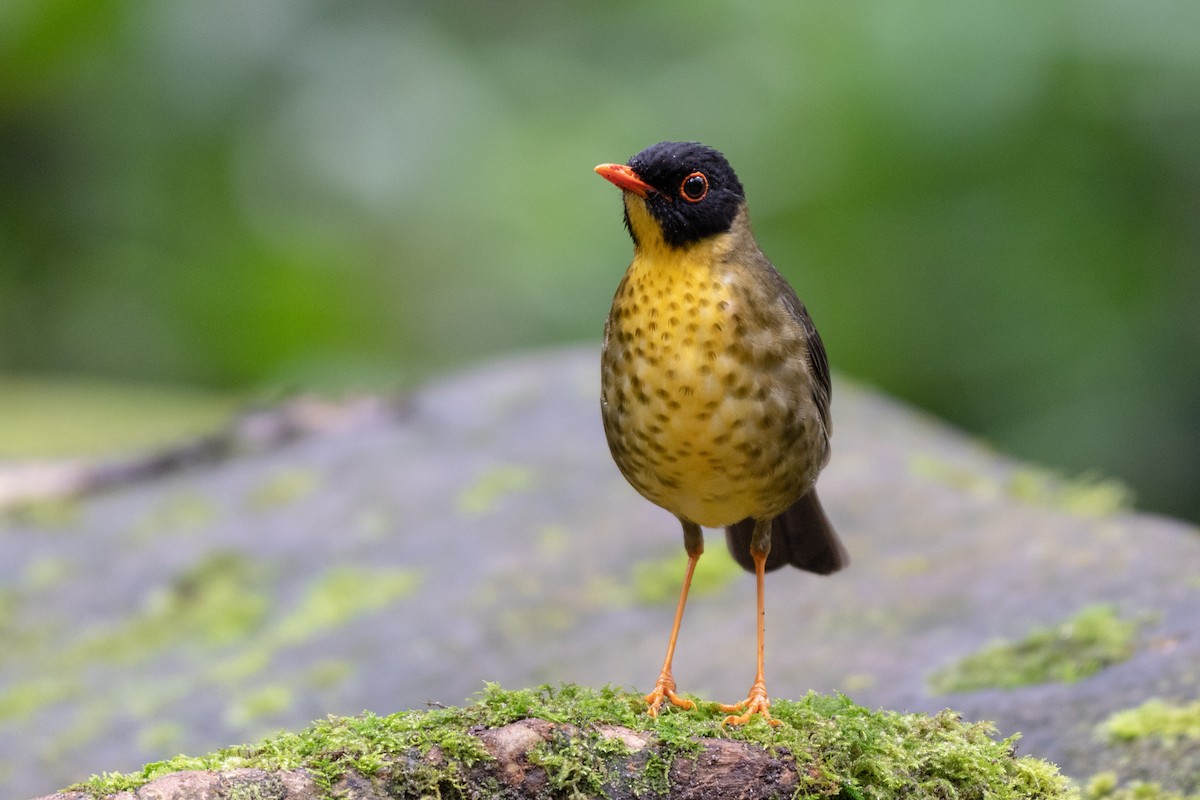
(1007, 467, 1134, 516)
(0, 678, 78, 722)
(225, 685, 294, 728)
(21, 555, 72, 589)
(0, 558, 420, 758)
(910, 454, 1001, 497)
(272, 566, 419, 643)
(0, 553, 272, 724)
(910, 456, 1133, 516)
(137, 721, 185, 753)
(1101, 699, 1200, 744)
(129, 492, 220, 539)
(70, 683, 1073, 800)
(929, 605, 1139, 694)
(245, 468, 319, 510)
(1083, 772, 1200, 800)
(3, 497, 82, 528)
(305, 659, 354, 690)
(79, 552, 272, 663)
(203, 565, 417, 694)
(629, 546, 743, 605)
(528, 726, 632, 799)
(456, 464, 535, 515)
(0, 589, 15, 634)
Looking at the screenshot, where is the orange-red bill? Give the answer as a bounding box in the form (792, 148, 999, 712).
(594, 163, 655, 198)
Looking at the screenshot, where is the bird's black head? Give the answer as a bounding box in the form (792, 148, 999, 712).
(595, 141, 746, 250)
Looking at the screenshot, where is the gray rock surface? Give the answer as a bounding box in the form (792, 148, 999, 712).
(4, 346, 1198, 798)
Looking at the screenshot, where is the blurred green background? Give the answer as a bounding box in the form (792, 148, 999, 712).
(2, 1, 1198, 522)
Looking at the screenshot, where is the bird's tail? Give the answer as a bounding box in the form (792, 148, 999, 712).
(724, 490, 848, 575)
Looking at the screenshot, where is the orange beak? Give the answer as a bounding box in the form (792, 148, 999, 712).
(595, 163, 655, 198)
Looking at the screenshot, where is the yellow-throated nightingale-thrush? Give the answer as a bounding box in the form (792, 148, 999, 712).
(595, 141, 848, 725)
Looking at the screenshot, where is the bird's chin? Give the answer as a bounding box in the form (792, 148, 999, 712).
(623, 195, 667, 251)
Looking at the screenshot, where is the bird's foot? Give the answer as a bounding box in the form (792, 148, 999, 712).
(644, 673, 696, 718)
(719, 679, 781, 726)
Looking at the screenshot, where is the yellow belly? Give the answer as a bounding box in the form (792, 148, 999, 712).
(601, 244, 820, 528)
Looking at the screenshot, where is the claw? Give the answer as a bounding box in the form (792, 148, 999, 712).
(719, 680, 781, 726)
(644, 675, 696, 717)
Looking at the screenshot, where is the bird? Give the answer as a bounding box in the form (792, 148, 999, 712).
(594, 141, 848, 725)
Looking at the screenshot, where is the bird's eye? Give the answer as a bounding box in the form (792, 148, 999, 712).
(680, 172, 708, 203)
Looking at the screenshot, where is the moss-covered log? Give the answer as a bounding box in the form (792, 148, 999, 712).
(35, 685, 1071, 800)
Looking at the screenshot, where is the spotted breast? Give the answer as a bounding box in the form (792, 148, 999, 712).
(600, 207, 827, 529)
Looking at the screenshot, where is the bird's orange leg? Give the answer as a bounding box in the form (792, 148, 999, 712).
(645, 521, 703, 717)
(721, 519, 781, 726)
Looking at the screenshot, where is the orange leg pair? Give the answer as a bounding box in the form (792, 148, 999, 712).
(644, 520, 780, 726)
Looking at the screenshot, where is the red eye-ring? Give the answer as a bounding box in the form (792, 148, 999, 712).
(680, 172, 708, 202)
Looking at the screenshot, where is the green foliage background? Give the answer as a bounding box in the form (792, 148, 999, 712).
(2, 1, 1198, 521)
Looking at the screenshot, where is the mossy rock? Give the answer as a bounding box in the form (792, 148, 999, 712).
(50, 684, 1072, 800)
